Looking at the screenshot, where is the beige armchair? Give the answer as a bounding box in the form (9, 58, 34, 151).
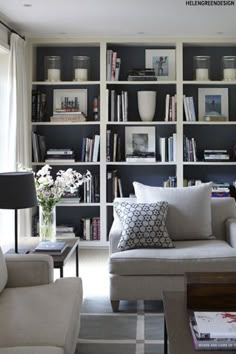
(0, 249, 83, 354)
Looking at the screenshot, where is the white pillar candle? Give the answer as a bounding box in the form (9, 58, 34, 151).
(196, 68, 209, 81)
(223, 68, 236, 80)
(47, 69, 60, 81)
(74, 68, 88, 81)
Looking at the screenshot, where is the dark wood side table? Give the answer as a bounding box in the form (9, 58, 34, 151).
(32, 238, 79, 278)
(163, 291, 236, 354)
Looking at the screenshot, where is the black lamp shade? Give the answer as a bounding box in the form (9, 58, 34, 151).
(0, 172, 37, 210)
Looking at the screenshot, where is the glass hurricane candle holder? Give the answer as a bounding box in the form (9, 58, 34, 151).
(222, 56, 236, 81)
(44, 56, 61, 82)
(73, 56, 90, 81)
(193, 56, 210, 81)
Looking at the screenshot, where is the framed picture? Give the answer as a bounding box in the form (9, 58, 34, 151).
(198, 88, 228, 121)
(125, 126, 156, 157)
(53, 89, 88, 115)
(145, 49, 176, 80)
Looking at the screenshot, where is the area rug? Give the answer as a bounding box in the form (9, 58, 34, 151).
(76, 296, 164, 354)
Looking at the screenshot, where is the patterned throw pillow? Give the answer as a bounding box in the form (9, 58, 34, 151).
(114, 201, 174, 251)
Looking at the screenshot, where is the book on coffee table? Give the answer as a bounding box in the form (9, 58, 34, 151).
(190, 316, 236, 350)
(193, 311, 236, 339)
(189, 314, 236, 350)
(35, 241, 67, 254)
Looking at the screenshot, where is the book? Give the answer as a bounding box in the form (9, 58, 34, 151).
(193, 311, 236, 339)
(190, 316, 236, 350)
(50, 113, 86, 122)
(126, 156, 156, 162)
(35, 241, 67, 254)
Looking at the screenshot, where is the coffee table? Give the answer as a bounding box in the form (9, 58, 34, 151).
(163, 291, 236, 354)
(32, 237, 79, 278)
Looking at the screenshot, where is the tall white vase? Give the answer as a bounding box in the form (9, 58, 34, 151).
(137, 91, 156, 121)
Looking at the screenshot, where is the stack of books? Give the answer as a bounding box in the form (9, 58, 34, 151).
(212, 183, 231, 198)
(34, 241, 67, 255)
(56, 225, 75, 238)
(125, 153, 156, 163)
(204, 149, 230, 162)
(45, 149, 75, 163)
(127, 68, 157, 81)
(190, 311, 236, 350)
(50, 111, 86, 123)
(59, 191, 81, 204)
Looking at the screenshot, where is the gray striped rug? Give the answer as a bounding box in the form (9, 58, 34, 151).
(76, 296, 164, 354)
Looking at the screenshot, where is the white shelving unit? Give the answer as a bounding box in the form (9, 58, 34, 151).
(28, 36, 236, 248)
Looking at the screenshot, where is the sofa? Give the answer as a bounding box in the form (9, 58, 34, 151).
(0, 249, 83, 354)
(109, 182, 236, 312)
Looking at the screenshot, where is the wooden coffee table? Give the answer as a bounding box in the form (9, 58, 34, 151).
(32, 237, 79, 278)
(163, 291, 236, 354)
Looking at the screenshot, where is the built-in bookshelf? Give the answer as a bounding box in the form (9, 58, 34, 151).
(29, 37, 236, 248)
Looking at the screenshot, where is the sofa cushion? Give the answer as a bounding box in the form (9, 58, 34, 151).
(114, 201, 174, 251)
(133, 181, 213, 241)
(0, 347, 64, 354)
(109, 240, 236, 275)
(0, 277, 82, 352)
(0, 247, 8, 293)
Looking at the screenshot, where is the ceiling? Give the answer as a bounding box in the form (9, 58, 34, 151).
(0, 0, 235, 39)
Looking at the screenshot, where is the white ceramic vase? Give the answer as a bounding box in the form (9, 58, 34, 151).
(137, 91, 156, 121)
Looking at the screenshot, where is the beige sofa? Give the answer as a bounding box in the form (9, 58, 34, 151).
(109, 187, 236, 312)
(0, 250, 82, 354)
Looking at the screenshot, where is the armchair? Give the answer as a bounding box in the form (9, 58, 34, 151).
(0, 249, 83, 354)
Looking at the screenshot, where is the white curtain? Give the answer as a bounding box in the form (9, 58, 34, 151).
(6, 33, 31, 241)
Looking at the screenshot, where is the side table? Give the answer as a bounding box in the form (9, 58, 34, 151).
(32, 237, 79, 278)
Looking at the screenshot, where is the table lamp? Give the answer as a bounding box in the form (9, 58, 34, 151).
(0, 172, 37, 253)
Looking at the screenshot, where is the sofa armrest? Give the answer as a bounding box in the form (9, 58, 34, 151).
(109, 217, 122, 255)
(226, 218, 236, 247)
(5, 254, 54, 288)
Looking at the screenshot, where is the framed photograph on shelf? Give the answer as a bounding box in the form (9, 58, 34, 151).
(125, 126, 156, 162)
(53, 89, 88, 115)
(145, 49, 176, 80)
(198, 88, 228, 121)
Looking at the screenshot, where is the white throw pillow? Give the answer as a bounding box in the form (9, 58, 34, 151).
(133, 182, 213, 240)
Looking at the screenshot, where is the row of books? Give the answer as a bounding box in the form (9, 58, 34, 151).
(32, 133, 46, 162)
(189, 311, 236, 350)
(183, 95, 196, 121)
(183, 179, 232, 197)
(32, 134, 100, 163)
(106, 50, 121, 81)
(163, 176, 177, 187)
(164, 94, 177, 121)
(183, 136, 197, 162)
(107, 170, 123, 202)
(81, 217, 100, 241)
(81, 135, 100, 162)
(32, 91, 47, 122)
(82, 174, 100, 203)
(106, 130, 122, 162)
(108, 89, 128, 122)
(159, 134, 177, 162)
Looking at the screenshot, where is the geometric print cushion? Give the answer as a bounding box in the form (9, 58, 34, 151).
(114, 201, 174, 251)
